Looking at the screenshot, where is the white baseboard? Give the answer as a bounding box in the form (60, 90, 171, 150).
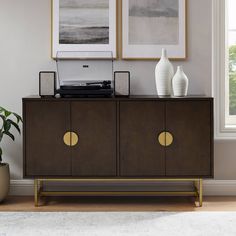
(203, 180, 236, 196)
(9, 179, 236, 196)
(10, 180, 34, 196)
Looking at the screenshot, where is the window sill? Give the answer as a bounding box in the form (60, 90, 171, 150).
(225, 125, 236, 130)
(215, 127, 236, 140)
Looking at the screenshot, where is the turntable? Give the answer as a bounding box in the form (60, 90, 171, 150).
(57, 80, 113, 98)
(55, 51, 114, 98)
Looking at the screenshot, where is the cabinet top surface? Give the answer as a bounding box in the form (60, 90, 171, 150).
(23, 95, 213, 101)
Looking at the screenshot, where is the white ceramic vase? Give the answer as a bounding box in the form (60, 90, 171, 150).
(155, 49, 174, 96)
(172, 66, 189, 97)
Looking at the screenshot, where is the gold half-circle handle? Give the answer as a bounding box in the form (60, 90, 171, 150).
(63, 132, 71, 146)
(158, 132, 166, 146)
(71, 132, 79, 146)
(166, 132, 174, 147)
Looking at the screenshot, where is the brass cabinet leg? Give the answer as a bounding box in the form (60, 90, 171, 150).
(194, 179, 203, 207)
(34, 179, 39, 207)
(194, 180, 198, 207)
(199, 179, 203, 207)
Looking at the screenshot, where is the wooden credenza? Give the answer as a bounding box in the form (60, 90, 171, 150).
(23, 96, 214, 206)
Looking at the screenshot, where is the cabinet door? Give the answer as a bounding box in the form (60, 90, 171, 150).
(71, 101, 116, 177)
(120, 101, 165, 177)
(165, 101, 213, 177)
(24, 101, 71, 177)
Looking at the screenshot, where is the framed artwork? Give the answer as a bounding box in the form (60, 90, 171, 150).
(52, 0, 117, 59)
(122, 0, 186, 59)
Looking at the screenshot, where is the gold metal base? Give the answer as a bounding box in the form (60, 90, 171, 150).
(34, 178, 203, 207)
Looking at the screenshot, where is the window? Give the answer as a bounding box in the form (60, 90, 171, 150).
(213, 0, 236, 138)
(226, 0, 236, 125)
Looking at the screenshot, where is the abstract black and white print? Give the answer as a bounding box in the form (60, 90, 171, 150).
(59, 0, 109, 44)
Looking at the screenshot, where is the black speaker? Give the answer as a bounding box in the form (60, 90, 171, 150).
(114, 71, 130, 97)
(39, 71, 56, 97)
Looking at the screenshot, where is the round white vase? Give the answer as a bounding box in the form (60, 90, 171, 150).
(155, 49, 174, 96)
(172, 66, 189, 97)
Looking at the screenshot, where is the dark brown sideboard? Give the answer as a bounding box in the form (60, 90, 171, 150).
(23, 96, 214, 206)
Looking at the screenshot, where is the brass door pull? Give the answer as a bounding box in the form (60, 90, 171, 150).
(63, 132, 79, 147)
(63, 132, 71, 146)
(158, 132, 166, 146)
(165, 132, 174, 146)
(158, 131, 174, 147)
(71, 132, 79, 146)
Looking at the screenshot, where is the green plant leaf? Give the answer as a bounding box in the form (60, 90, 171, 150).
(3, 131, 15, 141)
(4, 110, 11, 117)
(13, 112, 23, 123)
(8, 119, 21, 134)
(0, 108, 22, 142)
(4, 120, 11, 132)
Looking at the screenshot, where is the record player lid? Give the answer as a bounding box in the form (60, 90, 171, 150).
(56, 51, 113, 88)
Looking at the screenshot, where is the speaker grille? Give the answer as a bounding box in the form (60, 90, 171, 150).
(39, 72, 55, 96)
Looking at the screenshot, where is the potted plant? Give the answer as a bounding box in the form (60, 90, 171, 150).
(0, 106, 22, 202)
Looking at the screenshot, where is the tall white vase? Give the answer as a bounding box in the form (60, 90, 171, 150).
(172, 66, 189, 97)
(155, 49, 174, 96)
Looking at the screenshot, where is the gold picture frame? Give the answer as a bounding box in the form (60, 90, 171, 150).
(51, 0, 118, 59)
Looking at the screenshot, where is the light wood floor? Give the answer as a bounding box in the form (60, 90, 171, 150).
(0, 196, 236, 212)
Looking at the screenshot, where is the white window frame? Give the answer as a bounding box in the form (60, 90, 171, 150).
(213, 0, 236, 139)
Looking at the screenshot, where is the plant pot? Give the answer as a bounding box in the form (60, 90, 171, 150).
(0, 163, 10, 203)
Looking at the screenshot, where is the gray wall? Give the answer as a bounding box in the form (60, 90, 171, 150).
(0, 0, 234, 180)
